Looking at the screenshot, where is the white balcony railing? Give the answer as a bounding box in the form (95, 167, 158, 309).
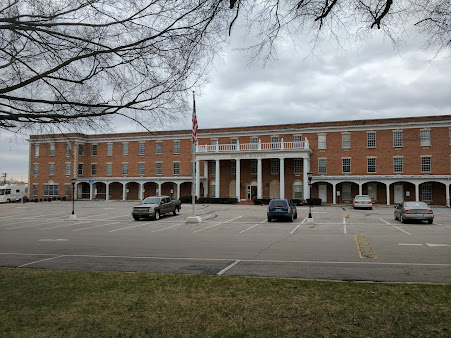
(196, 138, 310, 153)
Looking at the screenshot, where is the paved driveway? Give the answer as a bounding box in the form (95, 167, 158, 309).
(0, 201, 450, 283)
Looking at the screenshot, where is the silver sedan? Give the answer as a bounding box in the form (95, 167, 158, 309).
(394, 201, 434, 224)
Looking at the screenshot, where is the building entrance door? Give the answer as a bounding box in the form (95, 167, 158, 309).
(394, 184, 404, 204)
(247, 185, 257, 201)
(318, 184, 327, 203)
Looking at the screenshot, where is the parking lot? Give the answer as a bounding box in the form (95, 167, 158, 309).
(0, 201, 450, 283)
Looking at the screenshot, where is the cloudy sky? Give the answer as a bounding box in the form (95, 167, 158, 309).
(1, 20, 450, 181)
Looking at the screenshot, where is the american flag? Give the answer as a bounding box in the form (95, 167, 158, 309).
(192, 91, 198, 145)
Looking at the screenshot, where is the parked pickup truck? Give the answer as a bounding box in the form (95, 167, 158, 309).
(132, 196, 181, 221)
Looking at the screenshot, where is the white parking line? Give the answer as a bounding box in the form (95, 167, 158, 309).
(240, 219, 266, 234)
(379, 218, 391, 225)
(18, 255, 65, 268)
(193, 222, 223, 233)
(399, 243, 423, 246)
(290, 224, 301, 234)
(217, 260, 241, 275)
(343, 218, 347, 234)
(73, 221, 122, 232)
(392, 225, 412, 236)
(152, 223, 184, 232)
(224, 216, 243, 223)
(446, 225, 451, 229)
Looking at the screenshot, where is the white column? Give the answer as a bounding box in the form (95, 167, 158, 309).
(157, 182, 161, 196)
(122, 183, 126, 201)
(236, 159, 240, 202)
(358, 182, 363, 195)
(89, 183, 93, 200)
(386, 183, 390, 205)
(257, 158, 262, 199)
(106, 183, 109, 201)
(280, 158, 285, 199)
(333, 183, 336, 205)
(415, 183, 420, 201)
(215, 159, 220, 198)
(303, 158, 310, 201)
(195, 160, 200, 198)
(177, 182, 181, 200)
(204, 161, 208, 197)
(139, 183, 143, 201)
(446, 184, 450, 208)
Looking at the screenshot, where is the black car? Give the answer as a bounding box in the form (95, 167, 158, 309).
(267, 198, 297, 222)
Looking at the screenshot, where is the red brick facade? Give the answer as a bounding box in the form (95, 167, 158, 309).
(28, 115, 451, 206)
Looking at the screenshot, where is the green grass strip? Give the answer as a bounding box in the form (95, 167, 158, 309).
(0, 268, 449, 337)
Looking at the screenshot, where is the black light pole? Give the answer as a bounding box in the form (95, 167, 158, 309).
(71, 177, 76, 216)
(307, 171, 313, 219)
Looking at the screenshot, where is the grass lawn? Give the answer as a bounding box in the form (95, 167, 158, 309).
(0, 268, 449, 337)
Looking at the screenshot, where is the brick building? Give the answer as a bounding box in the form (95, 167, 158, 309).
(28, 115, 451, 206)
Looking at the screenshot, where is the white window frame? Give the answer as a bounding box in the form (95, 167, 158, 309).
(92, 144, 97, 157)
(33, 184, 38, 196)
(156, 141, 162, 155)
(106, 163, 112, 176)
(139, 162, 145, 176)
(342, 133, 350, 149)
(294, 135, 302, 148)
(367, 157, 376, 173)
(34, 144, 39, 157)
(156, 162, 162, 175)
(173, 140, 180, 154)
(318, 134, 326, 150)
(250, 160, 257, 174)
(107, 143, 113, 157)
(271, 136, 279, 149)
(78, 163, 83, 176)
(122, 162, 128, 176)
(294, 159, 302, 175)
(49, 163, 55, 176)
(250, 137, 258, 150)
(422, 184, 432, 201)
(122, 142, 128, 156)
(78, 144, 84, 156)
(173, 162, 180, 175)
(33, 163, 39, 177)
(231, 161, 236, 174)
(393, 157, 403, 173)
(210, 161, 216, 175)
(421, 156, 431, 173)
(49, 143, 55, 156)
(271, 159, 280, 174)
(231, 138, 238, 151)
(66, 143, 71, 157)
(393, 130, 403, 148)
(318, 158, 327, 174)
(65, 184, 71, 197)
(211, 139, 218, 151)
(342, 158, 351, 173)
(367, 132, 376, 148)
(420, 129, 431, 147)
(44, 183, 58, 196)
(91, 163, 97, 176)
(293, 181, 302, 199)
(139, 142, 145, 156)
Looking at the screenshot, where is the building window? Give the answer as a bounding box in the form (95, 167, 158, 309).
(367, 132, 376, 148)
(66, 143, 71, 156)
(393, 157, 403, 173)
(318, 134, 326, 150)
(294, 159, 302, 174)
(210, 161, 216, 175)
(173, 141, 180, 154)
(342, 133, 350, 149)
(211, 139, 218, 151)
(294, 135, 302, 148)
(271, 160, 280, 174)
(106, 163, 112, 176)
(271, 136, 279, 149)
(421, 156, 431, 172)
(250, 160, 257, 174)
(422, 184, 432, 201)
(420, 129, 431, 147)
(44, 183, 58, 196)
(231, 161, 236, 174)
(156, 162, 162, 175)
(33, 184, 38, 196)
(173, 162, 180, 175)
(65, 184, 71, 196)
(250, 137, 258, 150)
(33, 163, 39, 177)
(318, 158, 327, 174)
(34, 144, 39, 157)
(138, 162, 145, 176)
(107, 143, 113, 156)
(92, 144, 97, 157)
(49, 163, 54, 176)
(156, 142, 162, 155)
(78, 144, 84, 156)
(231, 138, 238, 150)
(139, 142, 145, 156)
(122, 163, 128, 176)
(342, 158, 351, 173)
(78, 163, 83, 176)
(122, 143, 128, 156)
(49, 143, 55, 156)
(91, 163, 97, 176)
(367, 158, 376, 173)
(393, 131, 403, 147)
(210, 182, 216, 198)
(293, 182, 302, 199)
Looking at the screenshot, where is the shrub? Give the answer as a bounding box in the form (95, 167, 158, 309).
(253, 198, 271, 205)
(62, 196, 66, 201)
(48, 198, 51, 202)
(52, 197, 56, 201)
(306, 198, 322, 205)
(180, 196, 196, 204)
(57, 197, 61, 200)
(292, 199, 303, 206)
(39, 198, 42, 202)
(197, 197, 237, 204)
(34, 199, 38, 203)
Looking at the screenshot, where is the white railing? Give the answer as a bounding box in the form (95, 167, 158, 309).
(196, 138, 309, 153)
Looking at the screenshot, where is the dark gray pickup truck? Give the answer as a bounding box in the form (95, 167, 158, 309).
(132, 196, 181, 221)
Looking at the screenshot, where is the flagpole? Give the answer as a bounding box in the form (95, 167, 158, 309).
(186, 91, 202, 223)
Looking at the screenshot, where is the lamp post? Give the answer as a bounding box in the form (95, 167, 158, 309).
(307, 171, 313, 219)
(69, 177, 77, 220)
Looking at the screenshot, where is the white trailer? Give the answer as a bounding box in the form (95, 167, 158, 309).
(0, 184, 28, 203)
